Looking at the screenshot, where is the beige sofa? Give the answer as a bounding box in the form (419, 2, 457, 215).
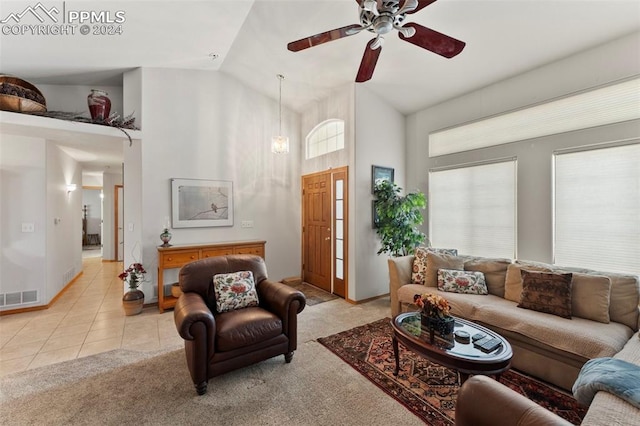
(388, 253, 640, 392)
(455, 332, 640, 426)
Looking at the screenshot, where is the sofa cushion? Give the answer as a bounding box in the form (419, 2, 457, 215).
(438, 269, 488, 295)
(504, 262, 553, 302)
(518, 270, 573, 319)
(411, 247, 458, 285)
(447, 291, 634, 360)
(213, 271, 260, 313)
(463, 257, 511, 297)
(572, 273, 611, 324)
(425, 252, 465, 287)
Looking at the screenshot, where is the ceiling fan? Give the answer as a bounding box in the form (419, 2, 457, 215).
(287, 0, 466, 83)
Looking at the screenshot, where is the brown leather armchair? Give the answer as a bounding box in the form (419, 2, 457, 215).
(173, 255, 306, 395)
(455, 375, 573, 426)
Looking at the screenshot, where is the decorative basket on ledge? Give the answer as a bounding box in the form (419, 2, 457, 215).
(0, 75, 47, 113)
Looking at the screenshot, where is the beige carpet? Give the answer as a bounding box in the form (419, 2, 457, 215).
(1, 298, 426, 425)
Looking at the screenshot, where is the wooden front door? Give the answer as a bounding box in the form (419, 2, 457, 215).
(302, 172, 332, 292)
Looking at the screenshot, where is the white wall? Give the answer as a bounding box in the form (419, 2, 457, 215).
(134, 68, 302, 302)
(406, 32, 640, 263)
(0, 135, 46, 306)
(45, 144, 82, 302)
(101, 171, 123, 261)
(301, 84, 354, 175)
(354, 85, 406, 300)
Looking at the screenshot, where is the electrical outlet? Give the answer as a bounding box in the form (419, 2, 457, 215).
(241, 220, 254, 228)
(21, 223, 35, 232)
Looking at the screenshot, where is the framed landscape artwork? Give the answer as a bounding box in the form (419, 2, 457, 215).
(171, 178, 234, 228)
(372, 165, 394, 193)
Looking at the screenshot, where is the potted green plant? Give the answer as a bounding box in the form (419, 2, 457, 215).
(373, 180, 427, 257)
(119, 262, 146, 316)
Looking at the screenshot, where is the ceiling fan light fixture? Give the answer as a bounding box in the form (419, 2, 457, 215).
(271, 74, 289, 154)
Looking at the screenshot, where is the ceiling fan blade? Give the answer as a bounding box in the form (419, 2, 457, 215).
(398, 22, 465, 58)
(287, 24, 362, 52)
(403, 0, 438, 14)
(356, 38, 382, 83)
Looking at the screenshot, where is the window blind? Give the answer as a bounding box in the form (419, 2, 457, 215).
(554, 143, 640, 274)
(429, 77, 640, 157)
(429, 159, 517, 258)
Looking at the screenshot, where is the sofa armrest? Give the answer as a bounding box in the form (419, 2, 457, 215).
(257, 279, 306, 332)
(455, 375, 573, 426)
(388, 255, 414, 317)
(174, 292, 215, 343)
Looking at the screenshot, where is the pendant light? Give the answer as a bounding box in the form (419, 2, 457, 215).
(271, 74, 289, 154)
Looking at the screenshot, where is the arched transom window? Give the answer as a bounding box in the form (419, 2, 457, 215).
(306, 119, 345, 159)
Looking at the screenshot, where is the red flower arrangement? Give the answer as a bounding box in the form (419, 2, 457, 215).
(118, 262, 146, 290)
(414, 292, 451, 319)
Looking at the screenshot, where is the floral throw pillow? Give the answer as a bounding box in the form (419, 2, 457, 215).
(437, 269, 488, 295)
(213, 271, 259, 313)
(412, 247, 458, 285)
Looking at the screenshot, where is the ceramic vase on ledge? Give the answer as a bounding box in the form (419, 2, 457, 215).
(87, 89, 111, 121)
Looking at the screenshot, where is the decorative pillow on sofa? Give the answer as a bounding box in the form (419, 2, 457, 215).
(438, 269, 488, 295)
(213, 271, 259, 313)
(504, 263, 553, 303)
(571, 273, 611, 324)
(517, 270, 573, 319)
(425, 252, 465, 287)
(411, 247, 458, 285)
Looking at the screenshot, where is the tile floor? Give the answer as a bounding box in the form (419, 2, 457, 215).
(0, 256, 182, 377)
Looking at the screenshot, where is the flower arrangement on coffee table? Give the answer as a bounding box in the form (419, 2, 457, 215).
(414, 292, 454, 338)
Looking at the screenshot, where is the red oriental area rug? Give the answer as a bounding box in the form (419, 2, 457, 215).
(317, 318, 587, 425)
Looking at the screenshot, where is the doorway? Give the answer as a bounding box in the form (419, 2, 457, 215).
(82, 186, 103, 259)
(301, 167, 348, 298)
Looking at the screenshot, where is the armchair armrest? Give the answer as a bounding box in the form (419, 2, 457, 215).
(388, 255, 414, 317)
(455, 376, 573, 426)
(257, 279, 306, 331)
(174, 292, 215, 342)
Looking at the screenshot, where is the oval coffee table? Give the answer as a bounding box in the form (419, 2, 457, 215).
(391, 312, 513, 383)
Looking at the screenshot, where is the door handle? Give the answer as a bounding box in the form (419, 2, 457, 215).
(325, 237, 331, 241)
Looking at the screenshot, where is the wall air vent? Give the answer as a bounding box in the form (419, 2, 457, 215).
(0, 290, 39, 307)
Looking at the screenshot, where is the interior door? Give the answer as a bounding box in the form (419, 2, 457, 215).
(115, 185, 124, 261)
(302, 172, 332, 292)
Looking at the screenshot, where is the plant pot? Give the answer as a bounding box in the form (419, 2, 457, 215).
(122, 289, 144, 316)
(421, 314, 455, 337)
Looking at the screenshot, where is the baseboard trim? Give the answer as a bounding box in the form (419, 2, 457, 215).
(345, 293, 390, 305)
(0, 270, 84, 316)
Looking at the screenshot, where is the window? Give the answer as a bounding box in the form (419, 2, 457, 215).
(429, 159, 517, 258)
(306, 119, 345, 159)
(554, 143, 640, 274)
(429, 77, 640, 157)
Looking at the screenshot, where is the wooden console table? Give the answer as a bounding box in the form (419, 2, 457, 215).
(156, 240, 266, 312)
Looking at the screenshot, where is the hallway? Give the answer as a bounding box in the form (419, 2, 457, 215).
(0, 258, 181, 377)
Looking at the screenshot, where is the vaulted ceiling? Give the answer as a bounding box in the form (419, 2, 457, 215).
(1, 1, 639, 174)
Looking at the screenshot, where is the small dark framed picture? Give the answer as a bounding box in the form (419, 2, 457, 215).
(372, 165, 394, 193)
